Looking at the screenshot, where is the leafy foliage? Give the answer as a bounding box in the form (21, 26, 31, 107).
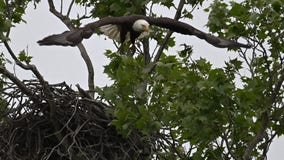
(0, 0, 39, 41)
(0, 0, 283, 159)
(96, 0, 283, 159)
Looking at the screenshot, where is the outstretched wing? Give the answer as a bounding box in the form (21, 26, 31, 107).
(37, 16, 124, 46)
(99, 24, 121, 41)
(146, 17, 251, 48)
(38, 15, 251, 48)
(38, 31, 78, 46)
(37, 28, 93, 46)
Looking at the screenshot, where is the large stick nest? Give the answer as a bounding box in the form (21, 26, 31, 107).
(0, 80, 152, 160)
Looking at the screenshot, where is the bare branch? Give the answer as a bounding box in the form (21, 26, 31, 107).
(0, 66, 34, 98)
(3, 41, 57, 120)
(47, 0, 95, 98)
(154, 0, 185, 63)
(48, 0, 74, 30)
(143, 0, 186, 75)
(77, 43, 95, 96)
(67, 0, 75, 17)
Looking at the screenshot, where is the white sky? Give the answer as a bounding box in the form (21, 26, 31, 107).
(2, 0, 283, 159)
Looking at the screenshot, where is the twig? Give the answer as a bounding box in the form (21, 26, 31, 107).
(0, 66, 34, 98)
(67, 0, 75, 17)
(48, 0, 74, 30)
(76, 84, 92, 99)
(154, 0, 185, 63)
(221, 131, 239, 160)
(67, 118, 90, 159)
(144, 0, 185, 75)
(45, 132, 73, 159)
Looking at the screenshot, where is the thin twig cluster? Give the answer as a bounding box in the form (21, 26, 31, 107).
(0, 80, 151, 160)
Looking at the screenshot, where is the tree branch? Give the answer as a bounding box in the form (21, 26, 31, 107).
(153, 0, 185, 63)
(48, 0, 74, 30)
(47, 0, 95, 98)
(243, 110, 269, 160)
(243, 69, 284, 160)
(0, 66, 34, 98)
(66, 0, 75, 17)
(144, 0, 185, 75)
(3, 41, 56, 119)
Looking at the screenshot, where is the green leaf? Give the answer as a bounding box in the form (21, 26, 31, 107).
(271, 0, 283, 13)
(229, 2, 248, 17)
(18, 50, 32, 63)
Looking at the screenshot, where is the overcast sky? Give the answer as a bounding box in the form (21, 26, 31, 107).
(3, 0, 283, 159)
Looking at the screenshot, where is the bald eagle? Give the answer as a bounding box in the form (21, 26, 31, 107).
(38, 15, 251, 50)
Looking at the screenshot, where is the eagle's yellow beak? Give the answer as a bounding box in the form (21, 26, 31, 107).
(144, 25, 149, 32)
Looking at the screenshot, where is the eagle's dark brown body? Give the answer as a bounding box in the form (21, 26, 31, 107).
(38, 15, 251, 49)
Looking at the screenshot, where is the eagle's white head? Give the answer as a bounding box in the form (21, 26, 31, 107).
(132, 19, 150, 33)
